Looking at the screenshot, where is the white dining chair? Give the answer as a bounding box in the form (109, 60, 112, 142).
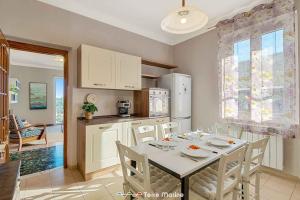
(190, 146, 246, 200)
(241, 137, 269, 200)
(133, 125, 157, 145)
(116, 141, 180, 200)
(214, 123, 243, 139)
(160, 121, 179, 138)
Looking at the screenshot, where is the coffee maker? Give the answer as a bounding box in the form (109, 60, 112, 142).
(117, 100, 131, 117)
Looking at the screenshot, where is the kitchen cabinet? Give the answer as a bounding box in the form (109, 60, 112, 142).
(85, 123, 122, 173)
(116, 52, 141, 90)
(77, 117, 169, 180)
(78, 44, 116, 89)
(78, 44, 141, 90)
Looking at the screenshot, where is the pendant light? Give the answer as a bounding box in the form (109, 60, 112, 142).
(161, 0, 208, 34)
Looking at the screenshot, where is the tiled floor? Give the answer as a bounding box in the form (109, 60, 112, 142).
(20, 166, 300, 200)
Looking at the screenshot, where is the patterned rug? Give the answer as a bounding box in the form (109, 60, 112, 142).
(10, 145, 63, 176)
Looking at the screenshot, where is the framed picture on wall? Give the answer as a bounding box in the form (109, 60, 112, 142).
(29, 82, 47, 110)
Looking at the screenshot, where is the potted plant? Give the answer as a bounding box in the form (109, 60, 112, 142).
(82, 102, 98, 120)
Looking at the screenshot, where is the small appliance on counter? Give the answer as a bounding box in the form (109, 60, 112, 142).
(117, 100, 131, 117)
(134, 88, 169, 117)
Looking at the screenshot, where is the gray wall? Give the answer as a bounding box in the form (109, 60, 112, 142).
(174, 8, 300, 177)
(0, 0, 174, 167)
(9, 65, 63, 125)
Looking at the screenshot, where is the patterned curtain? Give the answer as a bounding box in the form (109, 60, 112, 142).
(217, 0, 298, 137)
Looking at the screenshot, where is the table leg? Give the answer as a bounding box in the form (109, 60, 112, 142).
(181, 176, 189, 200)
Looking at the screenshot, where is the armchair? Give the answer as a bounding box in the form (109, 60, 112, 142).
(9, 115, 47, 151)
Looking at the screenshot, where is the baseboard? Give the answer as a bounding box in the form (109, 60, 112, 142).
(84, 164, 121, 181)
(46, 123, 63, 127)
(261, 166, 300, 182)
(67, 165, 78, 170)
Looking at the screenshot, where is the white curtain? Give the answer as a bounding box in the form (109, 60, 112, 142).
(217, 0, 298, 137)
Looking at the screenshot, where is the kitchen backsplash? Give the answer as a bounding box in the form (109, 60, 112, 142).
(74, 88, 134, 117)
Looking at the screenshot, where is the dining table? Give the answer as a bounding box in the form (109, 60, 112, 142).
(130, 133, 247, 200)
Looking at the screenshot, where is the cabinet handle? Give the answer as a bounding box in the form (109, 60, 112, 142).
(125, 85, 134, 89)
(98, 127, 106, 129)
(132, 122, 141, 125)
(94, 83, 106, 86)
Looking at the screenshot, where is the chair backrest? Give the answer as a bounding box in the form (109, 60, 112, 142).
(216, 146, 246, 199)
(133, 125, 157, 145)
(116, 141, 151, 194)
(214, 123, 228, 135)
(228, 124, 243, 139)
(243, 137, 269, 177)
(215, 123, 243, 139)
(9, 114, 24, 132)
(160, 122, 179, 138)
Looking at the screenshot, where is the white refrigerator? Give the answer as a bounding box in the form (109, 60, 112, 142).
(158, 73, 191, 133)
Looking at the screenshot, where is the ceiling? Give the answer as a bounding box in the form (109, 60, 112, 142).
(10, 49, 64, 70)
(38, 0, 270, 45)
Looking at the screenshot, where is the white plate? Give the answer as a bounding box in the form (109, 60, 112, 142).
(156, 140, 177, 147)
(180, 146, 210, 158)
(207, 138, 231, 147)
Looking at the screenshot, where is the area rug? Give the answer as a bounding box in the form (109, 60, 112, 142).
(10, 145, 63, 176)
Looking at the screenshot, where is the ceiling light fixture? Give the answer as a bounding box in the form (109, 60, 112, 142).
(161, 0, 208, 34)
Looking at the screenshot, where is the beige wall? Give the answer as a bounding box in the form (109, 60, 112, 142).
(9, 65, 63, 125)
(174, 30, 219, 129)
(174, 9, 300, 177)
(1, 0, 299, 176)
(0, 0, 174, 167)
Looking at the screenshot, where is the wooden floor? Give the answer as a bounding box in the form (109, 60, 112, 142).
(20, 165, 300, 200)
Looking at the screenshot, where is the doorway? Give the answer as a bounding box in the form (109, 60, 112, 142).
(7, 40, 68, 175)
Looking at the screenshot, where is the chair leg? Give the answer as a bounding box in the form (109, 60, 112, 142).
(123, 183, 132, 200)
(232, 185, 239, 200)
(45, 133, 48, 145)
(18, 139, 23, 151)
(255, 172, 261, 200)
(243, 180, 250, 200)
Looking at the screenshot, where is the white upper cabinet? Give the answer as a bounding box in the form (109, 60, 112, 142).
(116, 52, 141, 90)
(78, 44, 141, 90)
(79, 44, 116, 89)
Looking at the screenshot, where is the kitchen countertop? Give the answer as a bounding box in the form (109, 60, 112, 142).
(0, 161, 20, 200)
(77, 115, 169, 126)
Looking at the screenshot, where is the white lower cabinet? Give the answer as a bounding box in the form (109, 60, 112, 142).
(78, 117, 169, 180)
(85, 123, 122, 173)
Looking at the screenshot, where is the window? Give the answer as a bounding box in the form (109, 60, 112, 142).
(221, 29, 297, 125)
(217, 0, 297, 136)
(55, 77, 64, 124)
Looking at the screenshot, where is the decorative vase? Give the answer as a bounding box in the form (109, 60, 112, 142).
(85, 112, 93, 120)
